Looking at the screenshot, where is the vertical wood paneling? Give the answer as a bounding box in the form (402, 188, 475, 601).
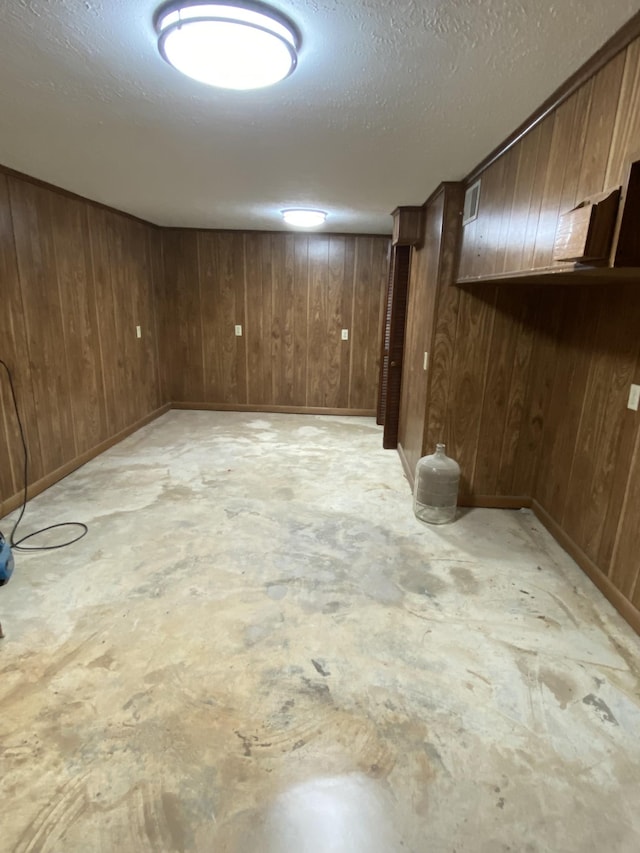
(448, 285, 497, 495)
(532, 100, 576, 268)
(350, 237, 388, 411)
(575, 53, 626, 200)
(161, 229, 203, 403)
(10, 179, 76, 474)
(457, 53, 625, 282)
(323, 236, 346, 409)
(161, 231, 389, 414)
(271, 234, 296, 406)
(199, 231, 247, 404)
(292, 236, 310, 406)
(0, 171, 163, 517)
(519, 116, 555, 272)
(606, 41, 640, 188)
(502, 127, 542, 274)
(0, 175, 41, 503)
(398, 194, 443, 476)
(245, 233, 268, 405)
(609, 421, 640, 601)
(473, 288, 524, 494)
(49, 193, 107, 453)
(306, 235, 330, 407)
(494, 294, 537, 495)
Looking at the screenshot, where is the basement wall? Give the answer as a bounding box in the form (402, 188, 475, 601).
(0, 172, 390, 516)
(0, 171, 165, 517)
(398, 21, 640, 631)
(158, 229, 389, 415)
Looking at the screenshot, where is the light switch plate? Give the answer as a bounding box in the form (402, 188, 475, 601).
(235, 325, 242, 336)
(628, 383, 640, 411)
(136, 325, 141, 339)
(341, 329, 349, 341)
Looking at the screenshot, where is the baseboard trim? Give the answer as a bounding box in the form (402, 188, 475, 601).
(171, 402, 376, 417)
(0, 404, 170, 520)
(531, 500, 640, 635)
(459, 495, 532, 509)
(397, 444, 415, 490)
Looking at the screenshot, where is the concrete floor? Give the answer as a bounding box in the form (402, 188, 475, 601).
(1, 411, 639, 853)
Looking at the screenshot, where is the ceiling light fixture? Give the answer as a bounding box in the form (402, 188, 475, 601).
(282, 209, 327, 227)
(155, 1, 300, 90)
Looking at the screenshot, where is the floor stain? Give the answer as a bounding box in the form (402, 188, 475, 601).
(311, 659, 331, 677)
(582, 693, 618, 725)
(539, 668, 575, 710)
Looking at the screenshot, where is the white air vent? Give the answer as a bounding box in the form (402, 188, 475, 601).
(463, 179, 481, 225)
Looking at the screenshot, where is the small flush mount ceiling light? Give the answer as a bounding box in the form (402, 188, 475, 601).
(282, 209, 327, 227)
(155, 1, 300, 90)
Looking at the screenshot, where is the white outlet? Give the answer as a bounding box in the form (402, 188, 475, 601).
(235, 325, 243, 337)
(136, 325, 141, 339)
(341, 329, 349, 341)
(628, 383, 640, 411)
(423, 351, 429, 371)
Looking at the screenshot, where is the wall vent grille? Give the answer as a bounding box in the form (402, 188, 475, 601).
(463, 179, 481, 225)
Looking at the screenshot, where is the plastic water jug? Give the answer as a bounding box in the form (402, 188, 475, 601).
(413, 443, 460, 524)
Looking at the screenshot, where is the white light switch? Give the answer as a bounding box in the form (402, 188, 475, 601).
(628, 383, 640, 411)
(423, 351, 429, 371)
(235, 325, 243, 336)
(341, 329, 349, 341)
(136, 325, 141, 339)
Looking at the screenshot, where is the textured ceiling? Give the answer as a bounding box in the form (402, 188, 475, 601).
(0, 0, 639, 233)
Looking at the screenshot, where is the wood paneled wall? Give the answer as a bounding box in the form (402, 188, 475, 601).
(0, 170, 387, 519)
(398, 185, 464, 481)
(457, 38, 640, 281)
(160, 230, 389, 414)
(399, 26, 640, 631)
(0, 172, 164, 517)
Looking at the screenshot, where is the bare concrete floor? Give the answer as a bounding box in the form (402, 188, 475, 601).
(1, 411, 639, 852)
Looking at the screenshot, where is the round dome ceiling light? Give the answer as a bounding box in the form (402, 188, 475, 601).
(156, 2, 300, 90)
(282, 209, 327, 227)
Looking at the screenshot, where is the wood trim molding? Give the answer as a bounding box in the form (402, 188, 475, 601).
(465, 10, 640, 184)
(171, 402, 376, 416)
(156, 225, 392, 238)
(532, 500, 640, 635)
(409, 486, 640, 634)
(0, 404, 171, 519)
(458, 495, 532, 509)
(397, 443, 415, 489)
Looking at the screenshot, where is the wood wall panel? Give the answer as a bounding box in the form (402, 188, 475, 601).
(409, 31, 640, 631)
(198, 231, 247, 405)
(397, 185, 465, 481)
(161, 229, 203, 404)
(49, 193, 107, 454)
(531, 99, 575, 269)
(244, 232, 270, 406)
(292, 236, 310, 406)
(161, 231, 388, 414)
(606, 41, 640, 188)
(350, 237, 389, 412)
(0, 175, 40, 502)
(397, 197, 442, 478)
(0, 170, 164, 518)
(10, 179, 77, 475)
(575, 53, 625, 200)
(457, 47, 629, 282)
